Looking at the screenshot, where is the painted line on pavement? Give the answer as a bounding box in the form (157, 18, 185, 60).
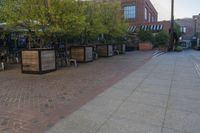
(152, 51, 166, 58)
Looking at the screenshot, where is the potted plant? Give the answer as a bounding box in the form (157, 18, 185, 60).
(1, 0, 86, 73)
(21, 48, 56, 74)
(96, 43, 113, 57)
(154, 31, 169, 51)
(174, 46, 183, 52)
(137, 30, 153, 51)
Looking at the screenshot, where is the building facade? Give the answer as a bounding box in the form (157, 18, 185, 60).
(175, 18, 195, 48)
(176, 18, 195, 40)
(121, 0, 158, 25)
(175, 14, 200, 48)
(121, 0, 171, 34)
(193, 14, 200, 33)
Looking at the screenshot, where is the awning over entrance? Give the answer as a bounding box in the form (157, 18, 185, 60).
(127, 26, 137, 33)
(128, 24, 164, 33)
(140, 24, 163, 31)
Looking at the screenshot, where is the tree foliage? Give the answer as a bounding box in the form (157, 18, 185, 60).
(99, 1, 128, 44)
(154, 31, 169, 47)
(80, 1, 106, 44)
(0, 0, 128, 47)
(174, 22, 182, 39)
(137, 30, 154, 43)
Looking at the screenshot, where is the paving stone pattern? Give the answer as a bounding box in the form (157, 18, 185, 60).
(46, 50, 200, 133)
(0, 51, 152, 133)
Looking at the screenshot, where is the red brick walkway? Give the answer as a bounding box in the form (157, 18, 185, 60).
(0, 51, 153, 133)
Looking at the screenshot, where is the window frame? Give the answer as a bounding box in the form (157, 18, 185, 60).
(123, 5, 136, 19)
(144, 7, 148, 21)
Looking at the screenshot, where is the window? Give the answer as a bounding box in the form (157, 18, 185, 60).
(149, 13, 151, 22)
(145, 8, 148, 20)
(180, 26, 187, 33)
(124, 5, 136, 19)
(152, 16, 154, 22)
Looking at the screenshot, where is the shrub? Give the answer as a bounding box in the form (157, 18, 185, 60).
(175, 46, 183, 52)
(137, 30, 153, 43)
(194, 46, 200, 50)
(154, 31, 169, 48)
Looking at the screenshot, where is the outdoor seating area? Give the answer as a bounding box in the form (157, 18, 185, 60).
(0, 50, 153, 133)
(0, 0, 131, 75)
(1, 42, 126, 74)
(1, 0, 200, 133)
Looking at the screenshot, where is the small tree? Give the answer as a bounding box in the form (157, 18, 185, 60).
(137, 30, 153, 43)
(99, 1, 128, 44)
(0, 0, 85, 48)
(80, 1, 106, 45)
(174, 22, 182, 39)
(154, 31, 169, 48)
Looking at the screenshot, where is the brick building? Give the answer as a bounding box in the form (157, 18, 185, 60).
(121, 0, 170, 33)
(193, 14, 200, 33)
(175, 14, 200, 48)
(175, 18, 195, 40)
(175, 18, 194, 48)
(121, 0, 158, 25)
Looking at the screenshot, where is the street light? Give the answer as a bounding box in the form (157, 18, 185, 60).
(169, 0, 174, 51)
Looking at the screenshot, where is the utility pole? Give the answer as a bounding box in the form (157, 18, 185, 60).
(169, 0, 174, 51)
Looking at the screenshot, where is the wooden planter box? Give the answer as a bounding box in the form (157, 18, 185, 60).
(96, 44, 113, 57)
(113, 44, 126, 54)
(139, 42, 153, 51)
(21, 49, 56, 74)
(70, 46, 93, 62)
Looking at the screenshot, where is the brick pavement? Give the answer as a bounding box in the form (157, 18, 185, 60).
(0, 51, 153, 133)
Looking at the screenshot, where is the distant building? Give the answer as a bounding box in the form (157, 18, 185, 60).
(193, 14, 200, 47)
(193, 13, 200, 33)
(176, 18, 195, 40)
(175, 14, 200, 48)
(175, 18, 195, 48)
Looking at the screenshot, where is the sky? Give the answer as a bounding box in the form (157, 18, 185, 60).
(151, 0, 200, 21)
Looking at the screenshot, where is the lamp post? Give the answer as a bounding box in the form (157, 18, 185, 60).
(169, 0, 174, 51)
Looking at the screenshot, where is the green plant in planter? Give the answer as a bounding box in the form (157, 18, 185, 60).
(137, 30, 154, 50)
(194, 45, 200, 50)
(175, 46, 183, 52)
(154, 31, 169, 48)
(137, 30, 153, 43)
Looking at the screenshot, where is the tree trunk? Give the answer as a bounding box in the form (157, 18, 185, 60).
(28, 34, 32, 49)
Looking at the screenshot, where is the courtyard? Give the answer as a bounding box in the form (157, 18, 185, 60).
(0, 51, 152, 133)
(1, 50, 200, 133)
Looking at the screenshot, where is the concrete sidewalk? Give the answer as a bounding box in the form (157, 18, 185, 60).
(46, 50, 200, 133)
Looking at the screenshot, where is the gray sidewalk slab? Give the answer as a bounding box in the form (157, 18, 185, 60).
(45, 50, 200, 133)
